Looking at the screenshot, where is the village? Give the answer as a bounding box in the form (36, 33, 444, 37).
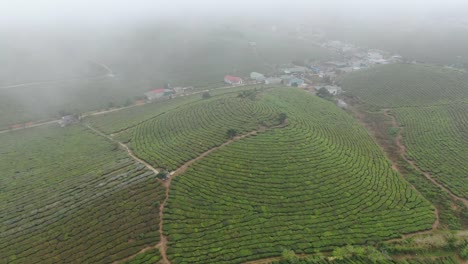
(142, 38, 404, 111)
(5, 39, 404, 131)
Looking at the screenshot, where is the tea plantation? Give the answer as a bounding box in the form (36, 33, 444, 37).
(162, 89, 435, 263)
(0, 126, 165, 263)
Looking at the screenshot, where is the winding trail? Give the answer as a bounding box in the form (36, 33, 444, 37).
(384, 109, 468, 208)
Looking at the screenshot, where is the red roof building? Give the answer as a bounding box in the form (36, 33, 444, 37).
(224, 75, 243, 85)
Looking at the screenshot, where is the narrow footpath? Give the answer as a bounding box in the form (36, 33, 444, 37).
(346, 105, 440, 233)
(89, 120, 288, 264)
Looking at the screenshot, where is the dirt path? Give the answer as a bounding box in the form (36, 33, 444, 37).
(90, 120, 287, 264)
(0, 120, 59, 134)
(384, 109, 468, 208)
(0, 83, 254, 135)
(155, 121, 289, 263)
(346, 104, 440, 233)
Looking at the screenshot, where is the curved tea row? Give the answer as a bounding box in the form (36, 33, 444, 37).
(163, 89, 434, 263)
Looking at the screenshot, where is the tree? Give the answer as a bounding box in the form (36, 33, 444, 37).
(317, 87, 332, 100)
(156, 171, 169, 180)
(226, 128, 238, 139)
(202, 91, 211, 99)
(278, 113, 288, 124)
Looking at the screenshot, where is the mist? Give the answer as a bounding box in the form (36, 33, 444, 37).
(1, 0, 468, 128)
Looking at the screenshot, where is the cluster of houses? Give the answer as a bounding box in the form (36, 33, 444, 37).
(142, 39, 405, 105)
(143, 86, 195, 101)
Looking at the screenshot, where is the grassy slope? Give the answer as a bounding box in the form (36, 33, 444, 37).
(163, 89, 434, 263)
(0, 125, 165, 263)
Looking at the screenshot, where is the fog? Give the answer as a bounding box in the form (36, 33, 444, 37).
(2, 0, 468, 27)
(1, 0, 467, 128)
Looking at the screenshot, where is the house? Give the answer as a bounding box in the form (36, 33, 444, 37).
(324, 85, 342, 95)
(224, 75, 243, 85)
(59, 115, 79, 127)
(282, 66, 307, 74)
(144, 89, 173, 101)
(368, 51, 384, 60)
(280, 75, 292, 84)
(337, 99, 348, 109)
(264, 77, 282, 85)
(172, 87, 184, 94)
(287, 77, 304, 87)
(308, 65, 321, 73)
(250, 72, 265, 81)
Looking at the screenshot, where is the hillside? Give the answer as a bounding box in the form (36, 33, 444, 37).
(342, 63, 468, 108)
(343, 64, 468, 200)
(0, 87, 438, 263)
(161, 88, 434, 263)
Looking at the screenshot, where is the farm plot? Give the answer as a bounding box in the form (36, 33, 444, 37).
(393, 104, 468, 199)
(163, 89, 435, 263)
(342, 64, 468, 107)
(120, 90, 283, 171)
(0, 125, 165, 263)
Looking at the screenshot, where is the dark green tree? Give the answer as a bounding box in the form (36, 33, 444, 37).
(317, 87, 332, 99)
(202, 91, 211, 99)
(226, 128, 238, 139)
(278, 112, 288, 124)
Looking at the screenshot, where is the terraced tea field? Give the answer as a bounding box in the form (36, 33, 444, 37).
(119, 89, 283, 171)
(163, 89, 435, 263)
(0, 125, 165, 263)
(86, 85, 263, 135)
(343, 64, 468, 202)
(342, 64, 468, 107)
(271, 255, 459, 264)
(393, 104, 468, 198)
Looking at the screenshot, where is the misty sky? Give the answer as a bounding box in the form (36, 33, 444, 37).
(1, 0, 468, 28)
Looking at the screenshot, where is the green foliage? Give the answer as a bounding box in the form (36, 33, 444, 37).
(226, 128, 238, 139)
(387, 127, 400, 137)
(238, 89, 258, 100)
(460, 241, 468, 260)
(202, 91, 211, 99)
(278, 112, 288, 124)
(157, 170, 169, 180)
(316, 87, 332, 100)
